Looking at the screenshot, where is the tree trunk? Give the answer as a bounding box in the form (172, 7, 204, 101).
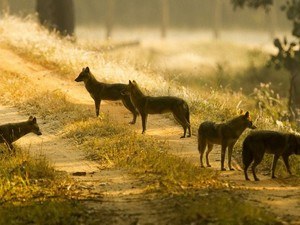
(1, 0, 9, 14)
(160, 0, 169, 39)
(36, 0, 75, 36)
(105, 0, 115, 40)
(213, 0, 222, 39)
(288, 69, 300, 123)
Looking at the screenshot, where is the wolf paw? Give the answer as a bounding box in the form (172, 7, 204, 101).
(206, 165, 211, 167)
(221, 168, 226, 171)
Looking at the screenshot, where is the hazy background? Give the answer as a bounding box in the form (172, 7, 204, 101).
(3, 0, 291, 41)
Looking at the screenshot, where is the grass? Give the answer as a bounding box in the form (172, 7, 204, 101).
(0, 145, 90, 225)
(0, 15, 294, 223)
(0, 200, 87, 225)
(64, 117, 221, 192)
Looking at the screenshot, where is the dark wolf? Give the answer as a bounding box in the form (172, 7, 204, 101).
(242, 130, 300, 181)
(0, 116, 42, 153)
(198, 111, 256, 171)
(75, 67, 138, 124)
(123, 80, 191, 138)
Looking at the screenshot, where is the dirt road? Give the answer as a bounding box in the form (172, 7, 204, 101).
(0, 45, 299, 224)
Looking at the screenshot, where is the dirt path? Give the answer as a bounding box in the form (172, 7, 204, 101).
(0, 45, 299, 224)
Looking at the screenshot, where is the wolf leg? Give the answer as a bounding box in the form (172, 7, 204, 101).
(243, 151, 252, 181)
(172, 111, 188, 138)
(227, 142, 235, 170)
(141, 113, 148, 134)
(252, 151, 264, 181)
(282, 154, 292, 175)
(94, 99, 101, 117)
(121, 97, 138, 124)
(206, 143, 213, 167)
(220, 143, 227, 171)
(251, 160, 260, 181)
(271, 154, 280, 179)
(198, 136, 206, 168)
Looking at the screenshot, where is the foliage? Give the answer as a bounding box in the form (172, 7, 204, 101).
(231, 0, 273, 9)
(252, 82, 287, 122)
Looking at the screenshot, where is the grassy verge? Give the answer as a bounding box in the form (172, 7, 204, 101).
(0, 146, 88, 225)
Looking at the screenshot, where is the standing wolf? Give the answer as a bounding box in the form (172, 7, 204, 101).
(198, 111, 256, 171)
(124, 80, 191, 138)
(0, 116, 42, 153)
(75, 67, 138, 124)
(242, 130, 300, 181)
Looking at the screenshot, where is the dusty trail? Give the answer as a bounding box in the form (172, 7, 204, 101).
(0, 45, 299, 224)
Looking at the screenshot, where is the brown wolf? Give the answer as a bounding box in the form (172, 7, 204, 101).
(0, 116, 42, 153)
(75, 67, 138, 124)
(242, 130, 300, 181)
(123, 80, 191, 138)
(198, 111, 256, 171)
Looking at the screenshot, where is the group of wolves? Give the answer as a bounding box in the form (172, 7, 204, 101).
(1, 66, 299, 182)
(74, 67, 299, 181)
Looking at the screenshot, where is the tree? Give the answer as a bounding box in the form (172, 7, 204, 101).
(232, 0, 300, 124)
(36, 0, 75, 36)
(161, 0, 169, 38)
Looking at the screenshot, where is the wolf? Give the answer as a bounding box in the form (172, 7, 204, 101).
(0, 116, 42, 153)
(75, 67, 138, 124)
(123, 80, 191, 138)
(198, 111, 256, 171)
(242, 130, 300, 181)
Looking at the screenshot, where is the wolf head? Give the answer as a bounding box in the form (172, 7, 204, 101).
(241, 111, 257, 130)
(75, 67, 91, 82)
(28, 116, 42, 136)
(121, 80, 138, 96)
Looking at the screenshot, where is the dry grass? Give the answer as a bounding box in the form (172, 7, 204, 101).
(0, 15, 291, 223)
(64, 118, 222, 193)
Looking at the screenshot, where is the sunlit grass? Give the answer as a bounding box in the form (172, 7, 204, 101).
(64, 118, 221, 193)
(0, 15, 294, 223)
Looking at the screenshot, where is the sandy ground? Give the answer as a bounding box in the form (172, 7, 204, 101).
(0, 45, 299, 224)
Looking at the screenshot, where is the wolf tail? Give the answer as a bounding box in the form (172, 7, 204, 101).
(185, 103, 190, 125)
(197, 125, 205, 152)
(242, 137, 253, 169)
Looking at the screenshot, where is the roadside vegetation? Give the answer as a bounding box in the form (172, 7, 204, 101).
(0, 145, 88, 225)
(0, 15, 297, 223)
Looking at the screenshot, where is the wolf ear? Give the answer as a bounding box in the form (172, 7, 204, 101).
(85, 67, 90, 72)
(244, 111, 250, 118)
(28, 116, 36, 123)
(129, 80, 132, 84)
